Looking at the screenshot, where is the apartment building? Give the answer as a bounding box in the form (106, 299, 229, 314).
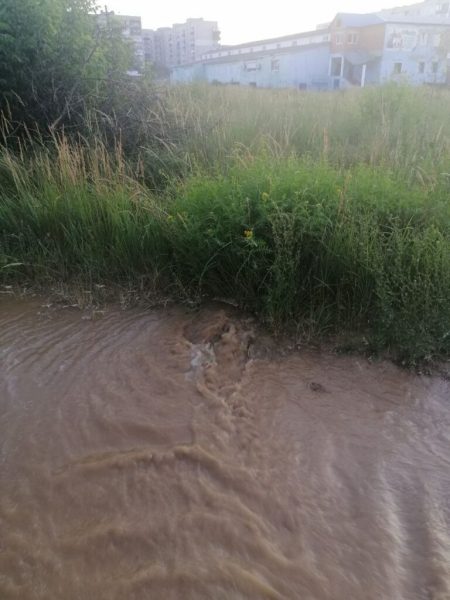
(142, 29, 156, 64)
(96, 13, 220, 73)
(96, 12, 144, 72)
(142, 19, 220, 69)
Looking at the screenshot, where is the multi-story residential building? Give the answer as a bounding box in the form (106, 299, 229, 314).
(171, 1, 450, 89)
(142, 19, 220, 70)
(142, 29, 156, 64)
(153, 28, 172, 68)
(96, 13, 220, 73)
(96, 12, 144, 73)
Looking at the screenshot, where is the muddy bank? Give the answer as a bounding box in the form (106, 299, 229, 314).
(0, 298, 449, 599)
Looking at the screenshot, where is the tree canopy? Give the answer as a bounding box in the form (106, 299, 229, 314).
(0, 0, 134, 131)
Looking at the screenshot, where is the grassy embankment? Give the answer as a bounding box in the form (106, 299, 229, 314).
(1, 84, 450, 363)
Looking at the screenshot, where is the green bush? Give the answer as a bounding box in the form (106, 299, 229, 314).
(1, 144, 449, 363)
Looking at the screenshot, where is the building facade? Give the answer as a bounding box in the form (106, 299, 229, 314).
(171, 2, 450, 89)
(329, 12, 450, 88)
(172, 30, 331, 90)
(96, 13, 220, 73)
(142, 19, 220, 70)
(96, 12, 145, 73)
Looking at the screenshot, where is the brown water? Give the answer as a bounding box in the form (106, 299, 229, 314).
(1, 298, 449, 600)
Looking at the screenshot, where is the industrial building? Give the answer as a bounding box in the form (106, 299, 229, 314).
(172, 30, 331, 89)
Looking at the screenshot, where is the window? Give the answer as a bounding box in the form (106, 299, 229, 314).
(271, 58, 280, 72)
(432, 61, 439, 73)
(347, 32, 358, 45)
(437, 2, 449, 14)
(335, 33, 344, 45)
(433, 34, 441, 47)
(419, 61, 425, 74)
(419, 32, 429, 46)
(393, 62, 402, 74)
(244, 60, 260, 71)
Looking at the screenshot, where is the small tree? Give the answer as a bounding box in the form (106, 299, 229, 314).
(0, 0, 133, 132)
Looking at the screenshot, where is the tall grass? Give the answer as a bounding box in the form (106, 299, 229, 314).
(1, 85, 450, 363)
(165, 84, 450, 178)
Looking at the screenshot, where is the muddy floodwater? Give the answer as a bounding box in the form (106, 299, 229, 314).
(0, 298, 449, 600)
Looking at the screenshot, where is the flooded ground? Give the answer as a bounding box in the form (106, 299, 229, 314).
(0, 297, 449, 600)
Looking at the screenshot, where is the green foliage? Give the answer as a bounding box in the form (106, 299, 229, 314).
(0, 0, 133, 131)
(1, 83, 450, 363)
(1, 140, 449, 364)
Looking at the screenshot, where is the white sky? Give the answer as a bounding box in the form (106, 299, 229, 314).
(101, 0, 420, 44)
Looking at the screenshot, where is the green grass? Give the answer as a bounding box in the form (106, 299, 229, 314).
(1, 85, 450, 363)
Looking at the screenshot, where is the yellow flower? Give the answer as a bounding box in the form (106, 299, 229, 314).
(244, 229, 253, 239)
(261, 192, 269, 201)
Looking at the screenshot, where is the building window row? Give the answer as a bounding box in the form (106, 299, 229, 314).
(335, 32, 359, 45)
(395, 61, 439, 75)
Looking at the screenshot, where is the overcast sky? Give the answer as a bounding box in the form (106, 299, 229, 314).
(101, 0, 419, 44)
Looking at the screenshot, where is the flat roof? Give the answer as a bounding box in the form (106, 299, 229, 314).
(211, 28, 330, 52)
(173, 40, 330, 68)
